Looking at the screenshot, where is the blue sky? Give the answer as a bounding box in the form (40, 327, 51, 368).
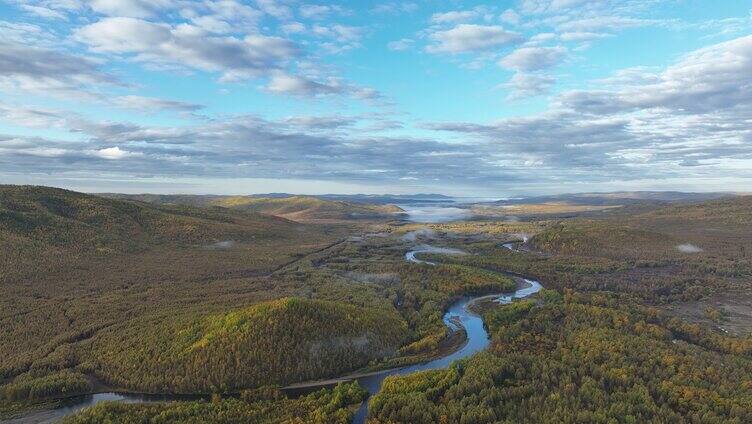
(0, 0, 750, 196)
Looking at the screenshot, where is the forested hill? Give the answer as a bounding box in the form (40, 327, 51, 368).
(86, 297, 409, 392)
(102, 193, 405, 222)
(0, 186, 349, 409)
(0, 185, 309, 254)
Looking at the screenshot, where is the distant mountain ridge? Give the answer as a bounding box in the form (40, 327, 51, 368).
(491, 191, 740, 206)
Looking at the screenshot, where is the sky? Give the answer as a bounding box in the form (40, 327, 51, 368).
(0, 0, 751, 196)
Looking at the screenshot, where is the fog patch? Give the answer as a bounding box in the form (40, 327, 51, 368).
(401, 228, 437, 242)
(676, 243, 703, 253)
(205, 240, 236, 250)
(399, 205, 470, 223)
(413, 244, 467, 256)
(511, 233, 530, 243)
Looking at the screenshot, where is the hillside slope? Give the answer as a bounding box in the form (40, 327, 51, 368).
(87, 297, 408, 392)
(102, 193, 404, 222)
(0, 185, 346, 399)
(209, 195, 403, 222)
(0, 185, 305, 255)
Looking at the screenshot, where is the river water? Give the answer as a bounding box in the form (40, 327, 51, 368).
(349, 246, 542, 423)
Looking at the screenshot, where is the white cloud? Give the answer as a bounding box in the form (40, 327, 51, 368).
(255, 0, 291, 20)
(93, 146, 140, 160)
(19, 4, 68, 19)
(503, 73, 556, 99)
(499, 46, 567, 71)
(75, 17, 298, 81)
(311, 24, 363, 42)
(426, 24, 521, 54)
(281, 22, 305, 33)
(299, 4, 343, 20)
(562, 35, 752, 115)
(89, 0, 174, 18)
(264, 73, 379, 99)
(265, 73, 340, 96)
(371, 2, 418, 14)
(388, 38, 413, 51)
(114, 95, 204, 112)
(556, 16, 656, 33)
(500, 9, 520, 25)
(0, 103, 68, 128)
(0, 42, 116, 98)
(428, 34, 752, 186)
(520, 0, 589, 14)
(430, 10, 479, 24)
(310, 24, 364, 53)
(559, 31, 610, 42)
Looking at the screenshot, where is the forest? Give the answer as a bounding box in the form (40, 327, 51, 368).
(367, 290, 752, 423)
(63, 382, 366, 424)
(84, 297, 408, 392)
(3, 186, 752, 423)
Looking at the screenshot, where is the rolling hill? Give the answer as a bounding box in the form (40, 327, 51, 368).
(0, 185, 349, 404)
(87, 297, 408, 392)
(103, 193, 405, 222)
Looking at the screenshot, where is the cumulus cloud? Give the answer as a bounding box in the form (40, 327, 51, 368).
(2, 1, 751, 193)
(503, 73, 556, 99)
(426, 34, 752, 184)
(500, 9, 521, 25)
(89, 0, 174, 18)
(0, 42, 117, 98)
(0, 104, 69, 128)
(561, 35, 752, 116)
(179, 1, 262, 34)
(264, 73, 380, 99)
(0, 111, 510, 187)
(426, 24, 521, 54)
(284, 115, 357, 130)
(92, 146, 140, 159)
(559, 31, 611, 42)
(299, 4, 344, 20)
(430, 10, 480, 24)
(311, 24, 364, 53)
(499, 46, 567, 71)
(113, 95, 204, 112)
(516, 0, 667, 47)
(74, 17, 298, 82)
(255, 0, 292, 20)
(19, 4, 68, 19)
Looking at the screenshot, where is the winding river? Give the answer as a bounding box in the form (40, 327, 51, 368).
(348, 245, 542, 423)
(9, 243, 542, 424)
